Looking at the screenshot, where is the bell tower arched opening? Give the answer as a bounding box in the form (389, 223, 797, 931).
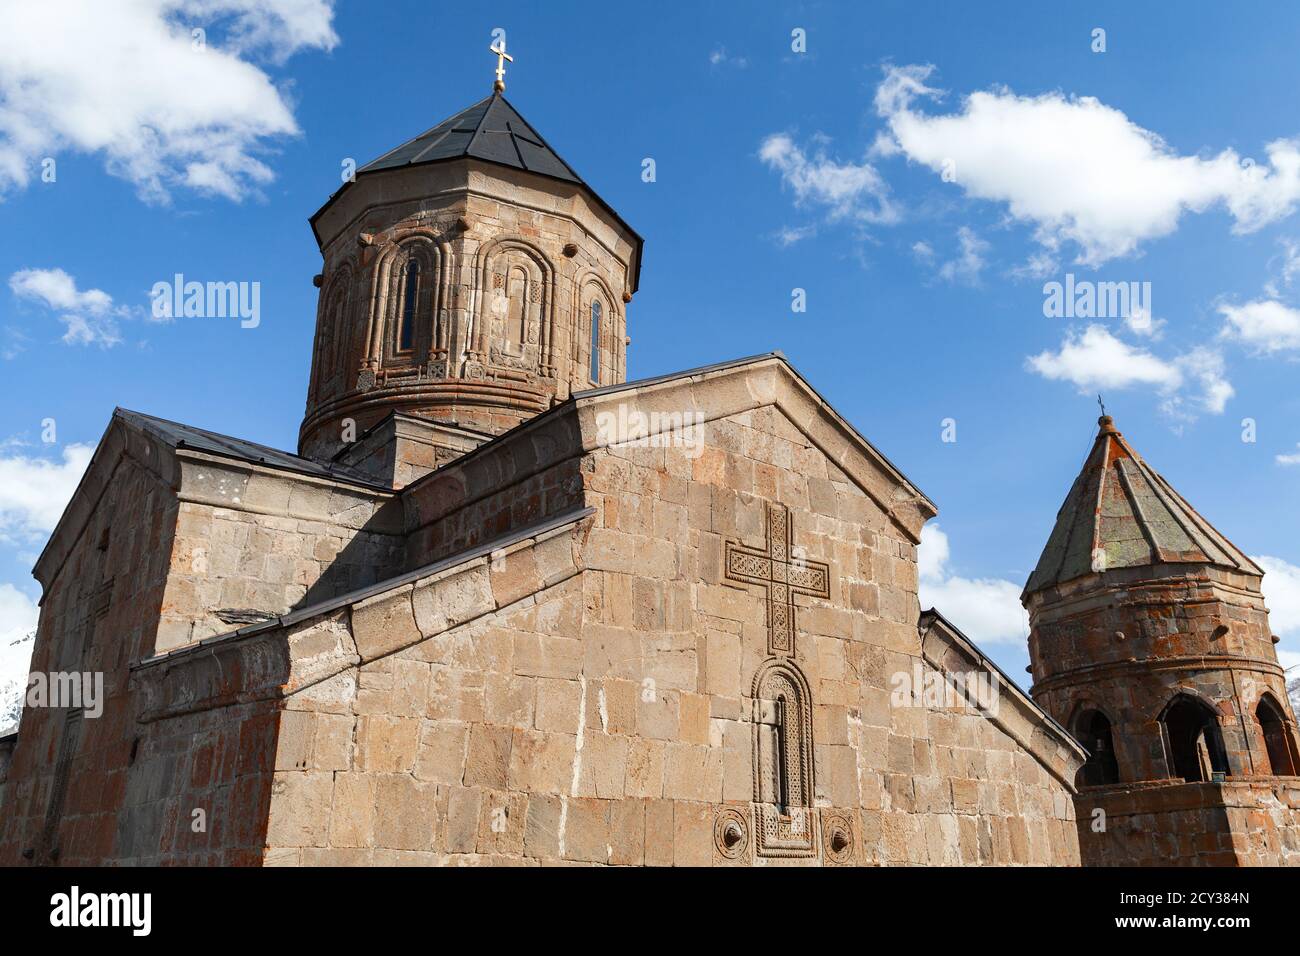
(1160, 694, 1228, 783)
(1074, 708, 1120, 787)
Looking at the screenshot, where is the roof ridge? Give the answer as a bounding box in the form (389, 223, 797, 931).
(1025, 417, 1261, 595)
(113, 408, 389, 491)
(361, 95, 493, 170)
(462, 92, 499, 157)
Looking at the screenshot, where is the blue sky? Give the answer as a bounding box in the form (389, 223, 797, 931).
(2, 0, 1299, 695)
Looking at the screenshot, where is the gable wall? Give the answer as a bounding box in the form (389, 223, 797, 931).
(0, 445, 178, 865)
(154, 454, 404, 652)
(260, 399, 1079, 865)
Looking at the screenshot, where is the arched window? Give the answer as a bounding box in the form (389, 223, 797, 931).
(1160, 694, 1228, 782)
(398, 258, 419, 352)
(589, 299, 602, 383)
(1256, 694, 1299, 776)
(752, 660, 815, 857)
(1074, 709, 1120, 786)
(504, 266, 528, 351)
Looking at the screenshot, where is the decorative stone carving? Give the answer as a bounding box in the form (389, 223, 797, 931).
(713, 807, 749, 861)
(822, 810, 855, 865)
(356, 369, 376, 392)
(725, 502, 830, 656)
(751, 659, 817, 858)
(488, 345, 535, 371)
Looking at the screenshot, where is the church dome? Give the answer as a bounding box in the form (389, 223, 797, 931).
(297, 86, 643, 481)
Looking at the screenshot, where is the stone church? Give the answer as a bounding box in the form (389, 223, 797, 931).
(0, 70, 1293, 867)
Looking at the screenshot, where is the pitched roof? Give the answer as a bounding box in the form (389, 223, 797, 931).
(1024, 416, 1260, 596)
(400, 351, 936, 542)
(357, 93, 583, 183)
(114, 409, 387, 490)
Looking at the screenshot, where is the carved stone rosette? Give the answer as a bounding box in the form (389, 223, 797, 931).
(822, 810, 855, 865)
(713, 807, 750, 863)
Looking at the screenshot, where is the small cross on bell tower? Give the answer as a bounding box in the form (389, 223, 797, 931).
(489, 38, 514, 93)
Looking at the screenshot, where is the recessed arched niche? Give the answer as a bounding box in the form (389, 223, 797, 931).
(311, 262, 355, 403)
(474, 237, 552, 375)
(751, 659, 816, 858)
(371, 236, 442, 370)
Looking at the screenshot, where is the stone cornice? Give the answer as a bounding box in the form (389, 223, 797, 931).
(1032, 654, 1287, 696)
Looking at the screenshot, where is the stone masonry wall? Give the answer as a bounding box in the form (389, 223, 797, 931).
(1028, 564, 1292, 782)
(400, 410, 587, 570)
(0, 440, 178, 864)
(155, 452, 404, 651)
(1076, 778, 1300, 866)
(260, 400, 1081, 865)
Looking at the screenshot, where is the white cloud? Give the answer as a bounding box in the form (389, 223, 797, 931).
(918, 524, 1027, 645)
(8, 267, 130, 347)
(759, 133, 899, 225)
(0, 582, 38, 733)
(775, 225, 816, 246)
(1027, 324, 1181, 390)
(937, 226, 988, 284)
(874, 64, 1300, 266)
(1123, 305, 1164, 338)
(708, 46, 748, 69)
(0, 0, 337, 202)
(911, 240, 935, 262)
(1277, 444, 1300, 467)
(1009, 251, 1059, 281)
(1218, 299, 1300, 354)
(1027, 325, 1232, 416)
(1257, 556, 1300, 638)
(1171, 347, 1234, 416)
(0, 443, 94, 542)
(918, 522, 950, 581)
(1264, 238, 1300, 298)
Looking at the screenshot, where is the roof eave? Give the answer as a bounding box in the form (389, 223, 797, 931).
(309, 156, 643, 291)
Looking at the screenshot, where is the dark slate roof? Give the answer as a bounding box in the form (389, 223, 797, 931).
(311, 92, 643, 291)
(358, 93, 583, 183)
(1024, 416, 1260, 596)
(114, 409, 388, 490)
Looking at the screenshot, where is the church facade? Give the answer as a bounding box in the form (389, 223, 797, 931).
(2, 79, 1170, 868)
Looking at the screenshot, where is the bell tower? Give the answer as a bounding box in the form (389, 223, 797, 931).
(1024, 415, 1300, 866)
(299, 57, 642, 486)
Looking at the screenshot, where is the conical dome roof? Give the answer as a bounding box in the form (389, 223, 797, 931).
(357, 92, 584, 184)
(1023, 416, 1260, 596)
(309, 91, 642, 289)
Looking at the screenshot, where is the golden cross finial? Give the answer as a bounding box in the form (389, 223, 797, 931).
(489, 38, 513, 92)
